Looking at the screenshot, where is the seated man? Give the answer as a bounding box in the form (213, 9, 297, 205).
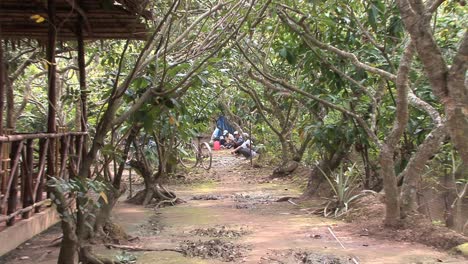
(231, 133, 257, 159)
(221, 130, 235, 148)
(231, 131, 244, 149)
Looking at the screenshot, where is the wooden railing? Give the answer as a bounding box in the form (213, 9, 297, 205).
(0, 132, 87, 226)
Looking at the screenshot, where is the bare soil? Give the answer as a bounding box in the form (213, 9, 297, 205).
(340, 195, 468, 250)
(1, 150, 467, 264)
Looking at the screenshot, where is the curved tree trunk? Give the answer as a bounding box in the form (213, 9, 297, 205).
(127, 159, 178, 206)
(400, 125, 446, 217)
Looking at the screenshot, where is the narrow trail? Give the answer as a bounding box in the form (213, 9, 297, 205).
(112, 150, 465, 264)
(1, 150, 465, 264)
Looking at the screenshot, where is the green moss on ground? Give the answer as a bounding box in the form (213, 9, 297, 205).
(455, 243, 468, 256)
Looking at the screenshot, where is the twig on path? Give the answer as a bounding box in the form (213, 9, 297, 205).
(37, 250, 52, 262)
(105, 244, 184, 253)
(275, 196, 298, 202)
(327, 226, 360, 264)
(287, 199, 299, 206)
(128, 236, 140, 242)
(327, 226, 345, 249)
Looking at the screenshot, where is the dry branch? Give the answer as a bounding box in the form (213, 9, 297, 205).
(105, 244, 183, 253)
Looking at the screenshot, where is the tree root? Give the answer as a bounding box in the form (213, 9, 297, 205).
(155, 197, 185, 209)
(126, 184, 185, 208)
(80, 245, 119, 264)
(126, 190, 146, 204)
(271, 161, 299, 178)
(102, 221, 129, 243)
(105, 244, 183, 254)
(276, 196, 298, 202)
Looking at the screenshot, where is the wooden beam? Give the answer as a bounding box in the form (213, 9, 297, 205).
(64, 0, 92, 35)
(0, 132, 87, 142)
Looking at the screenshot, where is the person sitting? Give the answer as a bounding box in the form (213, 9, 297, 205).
(221, 130, 235, 148)
(209, 127, 221, 145)
(219, 130, 228, 146)
(231, 133, 257, 159)
(232, 131, 244, 149)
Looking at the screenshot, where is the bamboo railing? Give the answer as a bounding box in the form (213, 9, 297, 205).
(0, 131, 87, 226)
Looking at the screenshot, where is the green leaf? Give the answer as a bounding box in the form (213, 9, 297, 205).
(100, 191, 109, 204)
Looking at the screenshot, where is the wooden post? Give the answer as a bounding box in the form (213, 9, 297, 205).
(249, 120, 253, 167)
(35, 138, 47, 213)
(0, 30, 5, 208)
(0, 130, 12, 213)
(22, 139, 34, 219)
(6, 141, 20, 226)
(47, 0, 57, 185)
(77, 5, 88, 167)
(128, 168, 132, 198)
(0, 29, 4, 135)
(59, 133, 70, 179)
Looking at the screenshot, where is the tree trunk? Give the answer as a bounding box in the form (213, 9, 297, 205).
(94, 186, 123, 236)
(396, 0, 468, 175)
(445, 164, 468, 231)
(58, 232, 78, 264)
(128, 159, 156, 206)
(51, 186, 79, 264)
(379, 147, 401, 227)
(400, 125, 446, 217)
(302, 146, 349, 197)
(272, 139, 298, 177)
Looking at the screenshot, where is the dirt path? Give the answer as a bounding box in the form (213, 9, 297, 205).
(1, 150, 466, 264)
(111, 150, 465, 264)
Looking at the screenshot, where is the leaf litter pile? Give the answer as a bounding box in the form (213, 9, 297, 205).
(259, 250, 354, 264)
(191, 194, 225, 200)
(189, 225, 250, 238)
(232, 191, 277, 209)
(180, 239, 250, 262)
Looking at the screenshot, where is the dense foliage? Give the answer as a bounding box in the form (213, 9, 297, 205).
(2, 0, 467, 262)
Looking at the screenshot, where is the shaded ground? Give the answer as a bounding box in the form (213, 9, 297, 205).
(1, 150, 467, 264)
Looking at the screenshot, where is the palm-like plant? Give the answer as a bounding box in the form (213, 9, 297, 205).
(317, 163, 376, 218)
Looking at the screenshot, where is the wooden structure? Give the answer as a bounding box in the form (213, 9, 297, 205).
(0, 0, 150, 40)
(0, 0, 149, 229)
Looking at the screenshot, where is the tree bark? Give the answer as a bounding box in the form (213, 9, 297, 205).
(51, 186, 79, 264)
(379, 147, 401, 227)
(400, 124, 446, 217)
(396, 0, 468, 165)
(302, 145, 349, 197)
